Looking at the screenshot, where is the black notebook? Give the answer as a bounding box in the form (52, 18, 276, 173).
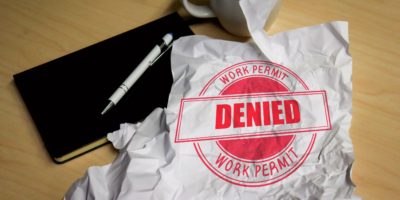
(13, 12, 194, 163)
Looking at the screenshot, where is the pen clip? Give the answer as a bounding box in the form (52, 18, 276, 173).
(149, 43, 173, 66)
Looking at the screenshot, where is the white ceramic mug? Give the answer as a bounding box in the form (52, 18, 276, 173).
(181, 0, 281, 37)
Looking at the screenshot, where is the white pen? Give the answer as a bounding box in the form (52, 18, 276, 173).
(101, 33, 174, 115)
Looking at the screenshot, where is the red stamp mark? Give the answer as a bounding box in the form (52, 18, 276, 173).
(175, 60, 331, 187)
(175, 91, 331, 143)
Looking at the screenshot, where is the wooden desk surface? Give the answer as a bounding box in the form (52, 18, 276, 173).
(0, 0, 399, 199)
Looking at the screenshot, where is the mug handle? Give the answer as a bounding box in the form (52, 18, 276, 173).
(181, 0, 216, 18)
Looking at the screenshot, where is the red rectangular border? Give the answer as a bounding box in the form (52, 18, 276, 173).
(174, 90, 332, 143)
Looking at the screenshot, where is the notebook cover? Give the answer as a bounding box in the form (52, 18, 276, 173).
(13, 12, 194, 163)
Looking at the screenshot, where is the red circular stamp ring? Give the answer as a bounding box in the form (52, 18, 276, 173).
(193, 60, 316, 187)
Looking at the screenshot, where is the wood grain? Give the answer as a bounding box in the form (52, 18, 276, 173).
(0, 0, 399, 199)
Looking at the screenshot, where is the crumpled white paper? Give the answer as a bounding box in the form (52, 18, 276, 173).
(65, 0, 359, 199)
(65, 108, 176, 200)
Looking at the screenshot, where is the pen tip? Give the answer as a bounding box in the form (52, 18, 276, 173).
(101, 102, 114, 115)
